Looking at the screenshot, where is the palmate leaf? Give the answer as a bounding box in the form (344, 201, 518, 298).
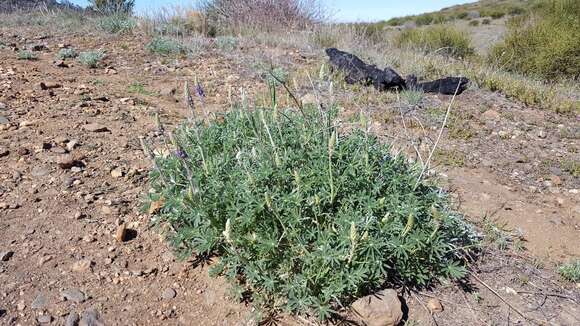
(147, 105, 478, 320)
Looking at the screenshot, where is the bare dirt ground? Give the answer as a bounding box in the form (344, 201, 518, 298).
(0, 25, 578, 326)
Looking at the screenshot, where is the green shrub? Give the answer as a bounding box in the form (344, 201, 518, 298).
(469, 20, 480, 27)
(78, 50, 105, 68)
(489, 11, 506, 19)
(415, 14, 434, 26)
(146, 37, 186, 56)
(215, 36, 238, 51)
(386, 17, 408, 26)
(395, 25, 475, 58)
(488, 0, 580, 80)
(508, 6, 525, 15)
(147, 99, 476, 319)
(482, 18, 491, 25)
(456, 12, 469, 19)
(558, 260, 580, 282)
(97, 14, 136, 34)
(17, 50, 37, 60)
(57, 48, 77, 59)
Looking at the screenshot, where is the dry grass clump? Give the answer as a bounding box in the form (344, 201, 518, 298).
(394, 25, 475, 59)
(198, 0, 326, 34)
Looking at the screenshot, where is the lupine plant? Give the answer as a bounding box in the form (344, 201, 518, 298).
(145, 84, 477, 320)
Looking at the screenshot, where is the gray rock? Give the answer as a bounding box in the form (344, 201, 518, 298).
(80, 308, 104, 326)
(351, 289, 402, 326)
(0, 251, 14, 261)
(65, 311, 80, 326)
(61, 289, 86, 303)
(0, 102, 6, 110)
(31, 166, 50, 177)
(162, 288, 177, 299)
(31, 293, 48, 309)
(0, 116, 9, 124)
(37, 315, 52, 324)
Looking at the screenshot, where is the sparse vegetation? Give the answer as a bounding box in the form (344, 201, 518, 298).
(128, 82, 154, 96)
(97, 14, 136, 34)
(78, 50, 105, 68)
(401, 89, 424, 106)
(558, 260, 580, 282)
(215, 36, 238, 51)
(147, 92, 476, 319)
(469, 20, 480, 26)
(17, 50, 37, 60)
(145, 37, 186, 56)
(57, 48, 77, 59)
(199, 0, 326, 33)
(395, 25, 475, 59)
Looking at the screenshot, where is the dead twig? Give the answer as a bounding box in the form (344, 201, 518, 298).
(516, 291, 578, 303)
(470, 273, 549, 324)
(413, 79, 461, 190)
(411, 292, 439, 326)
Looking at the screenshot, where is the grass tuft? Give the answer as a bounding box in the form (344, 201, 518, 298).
(57, 48, 78, 59)
(17, 50, 37, 60)
(558, 260, 580, 282)
(97, 14, 136, 34)
(215, 36, 238, 51)
(146, 36, 186, 56)
(147, 92, 477, 319)
(78, 50, 105, 68)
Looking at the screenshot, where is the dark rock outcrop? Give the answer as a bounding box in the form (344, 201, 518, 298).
(326, 48, 469, 95)
(325, 48, 406, 91)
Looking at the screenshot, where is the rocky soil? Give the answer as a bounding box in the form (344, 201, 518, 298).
(0, 24, 578, 326)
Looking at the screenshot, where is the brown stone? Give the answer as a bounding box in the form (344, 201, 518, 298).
(351, 289, 402, 326)
(427, 298, 444, 313)
(115, 223, 128, 242)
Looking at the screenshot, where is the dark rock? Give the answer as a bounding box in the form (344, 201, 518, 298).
(412, 76, 470, 95)
(29, 44, 49, 51)
(326, 48, 469, 95)
(39, 82, 62, 90)
(0, 251, 14, 261)
(0, 148, 8, 158)
(325, 48, 405, 91)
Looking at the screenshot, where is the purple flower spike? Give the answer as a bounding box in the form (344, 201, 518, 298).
(175, 149, 188, 159)
(195, 83, 205, 99)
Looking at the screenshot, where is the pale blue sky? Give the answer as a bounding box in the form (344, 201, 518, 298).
(68, 0, 475, 22)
